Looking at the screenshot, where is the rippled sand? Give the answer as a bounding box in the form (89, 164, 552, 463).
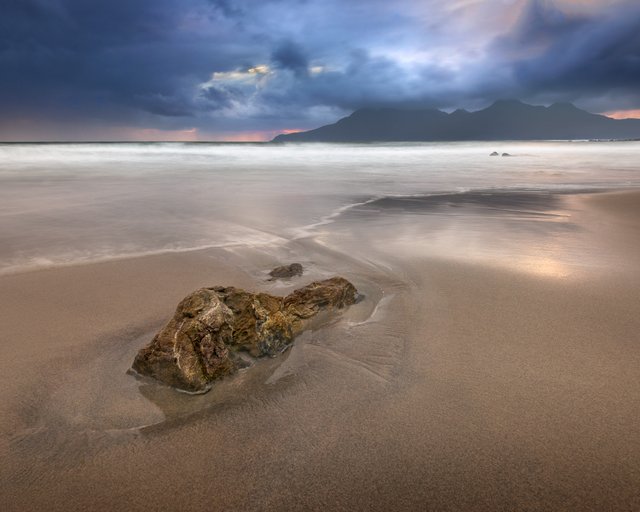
(1, 190, 640, 511)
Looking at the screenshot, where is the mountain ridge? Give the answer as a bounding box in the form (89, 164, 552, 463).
(272, 100, 640, 142)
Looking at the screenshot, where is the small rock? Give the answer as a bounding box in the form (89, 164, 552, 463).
(502, 152, 511, 157)
(268, 262, 303, 280)
(490, 151, 499, 156)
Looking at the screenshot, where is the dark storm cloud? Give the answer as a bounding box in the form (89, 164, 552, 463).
(1, 0, 639, 139)
(199, 83, 245, 111)
(507, 0, 589, 46)
(0, 0, 255, 122)
(271, 41, 309, 76)
(208, 0, 243, 18)
(275, 50, 457, 113)
(513, 2, 640, 93)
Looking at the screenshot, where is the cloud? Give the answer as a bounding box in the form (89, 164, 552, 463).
(271, 41, 309, 75)
(0, 0, 256, 118)
(1, 0, 639, 139)
(519, 3, 640, 87)
(497, 0, 640, 109)
(208, 0, 243, 18)
(134, 93, 196, 117)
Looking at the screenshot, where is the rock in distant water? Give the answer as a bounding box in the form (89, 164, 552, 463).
(490, 151, 499, 156)
(132, 277, 358, 392)
(268, 263, 303, 280)
(502, 152, 511, 157)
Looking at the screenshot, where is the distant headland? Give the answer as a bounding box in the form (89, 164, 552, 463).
(273, 100, 640, 142)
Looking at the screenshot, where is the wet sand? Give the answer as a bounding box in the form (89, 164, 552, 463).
(1, 190, 640, 511)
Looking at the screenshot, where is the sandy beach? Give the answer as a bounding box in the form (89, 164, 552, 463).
(1, 187, 639, 511)
(6, 0, 640, 504)
(5, 0, 640, 507)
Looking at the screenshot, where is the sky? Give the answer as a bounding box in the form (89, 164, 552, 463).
(1, 0, 639, 141)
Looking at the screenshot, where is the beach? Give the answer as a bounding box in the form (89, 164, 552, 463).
(1, 143, 640, 510)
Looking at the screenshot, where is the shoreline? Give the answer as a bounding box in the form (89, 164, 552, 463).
(1, 186, 633, 278)
(1, 188, 640, 511)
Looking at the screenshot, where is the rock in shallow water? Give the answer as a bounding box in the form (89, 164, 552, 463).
(132, 277, 358, 392)
(268, 262, 303, 280)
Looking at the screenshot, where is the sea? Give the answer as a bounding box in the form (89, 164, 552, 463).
(1, 141, 639, 275)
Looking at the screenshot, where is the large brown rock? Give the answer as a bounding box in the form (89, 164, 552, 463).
(132, 277, 358, 392)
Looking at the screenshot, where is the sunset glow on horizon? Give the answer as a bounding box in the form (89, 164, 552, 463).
(603, 109, 640, 120)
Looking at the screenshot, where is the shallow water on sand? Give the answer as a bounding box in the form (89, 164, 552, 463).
(1, 141, 639, 274)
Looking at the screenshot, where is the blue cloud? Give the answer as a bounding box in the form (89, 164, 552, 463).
(1, 0, 639, 138)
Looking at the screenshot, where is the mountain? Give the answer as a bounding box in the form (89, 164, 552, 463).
(272, 100, 640, 142)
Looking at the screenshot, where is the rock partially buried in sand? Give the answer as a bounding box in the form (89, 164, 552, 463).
(132, 277, 358, 392)
(268, 262, 303, 280)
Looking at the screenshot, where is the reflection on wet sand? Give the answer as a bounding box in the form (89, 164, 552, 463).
(323, 191, 601, 278)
